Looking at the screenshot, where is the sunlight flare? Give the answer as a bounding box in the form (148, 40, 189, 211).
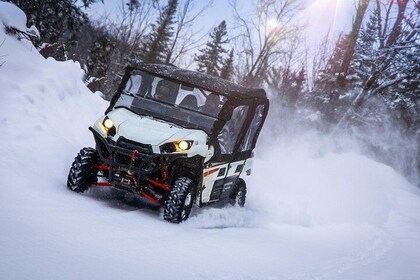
(267, 18, 279, 31)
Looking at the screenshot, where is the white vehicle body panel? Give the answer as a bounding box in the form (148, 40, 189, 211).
(92, 108, 210, 158)
(201, 163, 229, 203)
(92, 107, 253, 205)
(201, 160, 246, 203)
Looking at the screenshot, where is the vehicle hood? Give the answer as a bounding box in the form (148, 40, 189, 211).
(109, 109, 207, 146)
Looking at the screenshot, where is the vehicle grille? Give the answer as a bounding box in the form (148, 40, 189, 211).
(116, 137, 152, 154)
(111, 137, 153, 167)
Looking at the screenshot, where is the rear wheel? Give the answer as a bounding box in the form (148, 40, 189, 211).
(67, 147, 99, 193)
(229, 178, 246, 207)
(163, 177, 195, 223)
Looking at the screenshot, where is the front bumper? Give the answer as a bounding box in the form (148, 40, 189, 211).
(89, 127, 183, 187)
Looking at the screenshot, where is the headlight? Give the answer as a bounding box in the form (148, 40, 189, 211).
(101, 116, 116, 136)
(103, 117, 114, 129)
(160, 140, 193, 153)
(177, 140, 190, 151)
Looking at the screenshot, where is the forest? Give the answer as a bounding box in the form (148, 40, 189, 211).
(4, 0, 419, 186)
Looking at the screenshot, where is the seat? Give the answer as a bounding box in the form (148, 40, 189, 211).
(179, 95, 198, 110)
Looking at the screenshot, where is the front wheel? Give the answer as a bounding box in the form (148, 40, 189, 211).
(67, 147, 99, 193)
(163, 177, 195, 223)
(229, 178, 247, 207)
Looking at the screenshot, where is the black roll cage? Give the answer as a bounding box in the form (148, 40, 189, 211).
(106, 65, 269, 162)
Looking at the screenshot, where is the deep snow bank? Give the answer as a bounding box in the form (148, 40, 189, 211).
(0, 2, 38, 38)
(0, 2, 107, 172)
(1, 3, 420, 280)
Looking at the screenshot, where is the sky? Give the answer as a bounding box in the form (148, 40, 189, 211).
(300, 0, 356, 42)
(82, 0, 357, 69)
(85, 0, 356, 44)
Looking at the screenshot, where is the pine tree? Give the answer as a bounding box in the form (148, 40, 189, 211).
(282, 68, 305, 106)
(339, 0, 369, 78)
(325, 35, 350, 79)
(86, 31, 115, 78)
(308, 34, 351, 124)
(380, 27, 420, 129)
(6, 0, 99, 61)
(7, 0, 93, 44)
(140, 0, 178, 63)
(345, 7, 418, 128)
(314, 34, 351, 91)
(348, 9, 380, 86)
(294, 67, 306, 94)
(220, 49, 234, 80)
(126, 0, 140, 11)
(266, 65, 306, 108)
(195, 20, 229, 77)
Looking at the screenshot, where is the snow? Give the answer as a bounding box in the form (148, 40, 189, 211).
(0, 2, 39, 37)
(1, 4, 420, 280)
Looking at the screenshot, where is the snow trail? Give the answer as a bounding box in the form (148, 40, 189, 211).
(1, 3, 420, 280)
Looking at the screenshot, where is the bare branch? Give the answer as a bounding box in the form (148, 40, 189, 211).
(383, 0, 395, 40)
(165, 0, 214, 64)
(230, 0, 304, 86)
(0, 38, 6, 67)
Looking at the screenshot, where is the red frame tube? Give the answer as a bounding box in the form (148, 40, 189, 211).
(141, 192, 160, 204)
(96, 182, 112, 186)
(96, 165, 110, 171)
(148, 179, 171, 191)
(94, 151, 166, 204)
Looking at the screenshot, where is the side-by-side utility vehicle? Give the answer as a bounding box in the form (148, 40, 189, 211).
(67, 64, 269, 223)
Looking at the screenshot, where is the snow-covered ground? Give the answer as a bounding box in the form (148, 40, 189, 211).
(1, 3, 420, 280)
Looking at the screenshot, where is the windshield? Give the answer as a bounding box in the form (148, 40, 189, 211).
(114, 70, 227, 134)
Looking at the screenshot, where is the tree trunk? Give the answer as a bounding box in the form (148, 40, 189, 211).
(386, 0, 409, 47)
(339, 0, 370, 81)
(375, 0, 385, 48)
